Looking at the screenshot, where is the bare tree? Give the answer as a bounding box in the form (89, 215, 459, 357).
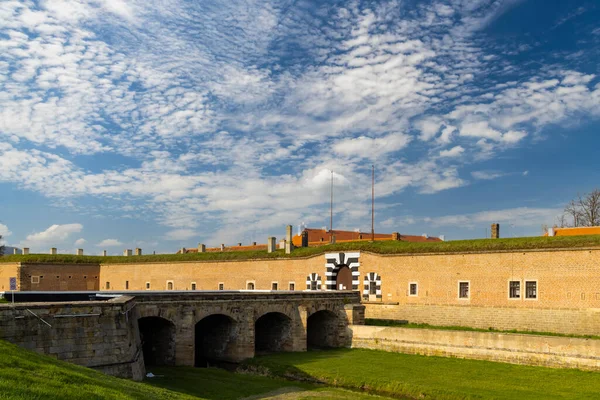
(564, 190, 600, 227)
(555, 214, 569, 228)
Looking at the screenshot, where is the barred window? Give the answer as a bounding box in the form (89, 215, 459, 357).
(459, 281, 469, 299)
(409, 283, 418, 296)
(272, 282, 278, 291)
(525, 281, 537, 299)
(218, 283, 224, 290)
(145, 282, 151, 290)
(191, 282, 196, 290)
(509, 281, 520, 298)
(310, 281, 318, 291)
(289, 282, 295, 291)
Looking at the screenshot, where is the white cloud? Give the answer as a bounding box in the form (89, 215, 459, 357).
(97, 239, 123, 247)
(165, 229, 197, 241)
(471, 171, 506, 180)
(0, 224, 12, 238)
(74, 238, 86, 246)
(426, 207, 562, 228)
(22, 224, 83, 247)
(439, 146, 465, 158)
(333, 133, 411, 158)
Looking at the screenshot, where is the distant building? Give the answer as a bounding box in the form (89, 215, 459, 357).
(291, 228, 443, 247)
(546, 226, 600, 237)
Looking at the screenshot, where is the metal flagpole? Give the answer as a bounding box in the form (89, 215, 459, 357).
(371, 165, 375, 242)
(330, 170, 334, 237)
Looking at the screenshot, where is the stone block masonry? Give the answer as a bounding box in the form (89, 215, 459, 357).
(350, 325, 600, 371)
(0, 296, 145, 380)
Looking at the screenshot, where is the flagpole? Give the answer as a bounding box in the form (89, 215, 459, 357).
(371, 165, 375, 242)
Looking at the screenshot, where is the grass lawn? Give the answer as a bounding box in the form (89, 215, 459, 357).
(2, 235, 600, 263)
(0, 340, 388, 400)
(245, 348, 600, 400)
(365, 318, 600, 340)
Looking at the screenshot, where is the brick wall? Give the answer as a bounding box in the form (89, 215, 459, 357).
(0, 296, 144, 380)
(350, 325, 600, 371)
(19, 263, 101, 291)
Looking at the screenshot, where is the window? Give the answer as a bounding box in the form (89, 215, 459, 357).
(247, 282, 255, 290)
(289, 282, 295, 291)
(31, 276, 40, 284)
(525, 281, 537, 299)
(509, 281, 520, 299)
(310, 281, 318, 291)
(272, 282, 278, 291)
(369, 281, 377, 295)
(106, 282, 110, 290)
(409, 282, 418, 296)
(167, 281, 174, 290)
(191, 282, 197, 290)
(83, 275, 87, 279)
(218, 283, 224, 290)
(145, 282, 151, 290)
(125, 281, 129, 290)
(68, 276, 72, 279)
(458, 281, 470, 299)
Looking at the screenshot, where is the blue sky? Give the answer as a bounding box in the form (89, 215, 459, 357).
(1, 0, 599, 254)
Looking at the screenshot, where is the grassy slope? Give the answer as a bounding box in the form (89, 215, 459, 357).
(246, 348, 600, 400)
(365, 319, 600, 340)
(0, 340, 387, 400)
(3, 235, 600, 264)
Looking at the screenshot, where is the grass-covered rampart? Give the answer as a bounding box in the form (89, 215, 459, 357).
(2, 235, 600, 264)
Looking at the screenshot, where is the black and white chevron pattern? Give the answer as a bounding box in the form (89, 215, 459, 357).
(325, 252, 360, 291)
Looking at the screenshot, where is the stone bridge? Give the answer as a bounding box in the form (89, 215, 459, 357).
(0, 290, 363, 379)
(128, 291, 364, 367)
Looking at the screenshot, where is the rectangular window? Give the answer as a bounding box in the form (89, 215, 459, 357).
(218, 283, 224, 290)
(369, 281, 377, 295)
(459, 281, 470, 299)
(409, 283, 418, 296)
(106, 282, 110, 290)
(272, 282, 278, 291)
(191, 282, 197, 290)
(289, 282, 295, 291)
(509, 281, 520, 299)
(145, 282, 151, 290)
(525, 281, 537, 299)
(31, 276, 40, 284)
(310, 281, 318, 291)
(125, 281, 129, 290)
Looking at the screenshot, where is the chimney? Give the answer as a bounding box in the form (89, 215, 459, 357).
(13, 248, 18, 255)
(285, 225, 294, 254)
(77, 249, 84, 256)
(220, 244, 225, 251)
(237, 242, 242, 247)
(124, 249, 133, 256)
(301, 230, 308, 247)
(23, 248, 29, 255)
(267, 237, 276, 253)
(50, 247, 57, 255)
(252, 242, 257, 246)
(180, 247, 186, 254)
(491, 223, 500, 239)
(135, 248, 142, 256)
(392, 232, 400, 241)
(102, 250, 107, 256)
(198, 244, 206, 253)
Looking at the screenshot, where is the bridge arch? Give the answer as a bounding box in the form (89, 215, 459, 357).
(307, 309, 341, 348)
(194, 313, 237, 367)
(255, 312, 293, 354)
(138, 316, 176, 366)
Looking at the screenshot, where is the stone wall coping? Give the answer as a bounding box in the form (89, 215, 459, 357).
(351, 324, 600, 343)
(108, 290, 360, 303)
(363, 302, 600, 312)
(0, 295, 134, 310)
(8, 245, 600, 267)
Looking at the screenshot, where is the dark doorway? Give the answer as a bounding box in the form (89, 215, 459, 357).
(255, 312, 293, 354)
(335, 266, 352, 290)
(138, 317, 176, 366)
(307, 310, 339, 348)
(195, 314, 235, 367)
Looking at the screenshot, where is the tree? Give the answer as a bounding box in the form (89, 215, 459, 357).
(564, 189, 600, 227)
(0, 235, 4, 256)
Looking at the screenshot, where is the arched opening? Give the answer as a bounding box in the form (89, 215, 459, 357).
(195, 314, 236, 367)
(307, 310, 340, 349)
(138, 317, 176, 366)
(255, 312, 293, 354)
(335, 266, 352, 290)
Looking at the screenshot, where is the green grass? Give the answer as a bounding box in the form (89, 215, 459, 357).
(0, 340, 388, 400)
(245, 348, 600, 399)
(2, 235, 600, 264)
(365, 319, 600, 340)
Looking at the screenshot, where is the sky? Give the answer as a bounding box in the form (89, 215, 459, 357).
(0, 0, 599, 254)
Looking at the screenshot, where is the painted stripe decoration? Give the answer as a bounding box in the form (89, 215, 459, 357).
(363, 272, 382, 299)
(306, 273, 322, 290)
(324, 252, 361, 291)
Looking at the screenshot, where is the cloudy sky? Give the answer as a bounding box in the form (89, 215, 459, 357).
(1, 0, 599, 254)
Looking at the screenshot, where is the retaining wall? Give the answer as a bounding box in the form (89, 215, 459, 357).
(350, 325, 600, 371)
(0, 296, 144, 380)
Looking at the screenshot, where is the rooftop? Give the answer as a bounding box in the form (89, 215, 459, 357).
(2, 235, 600, 263)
